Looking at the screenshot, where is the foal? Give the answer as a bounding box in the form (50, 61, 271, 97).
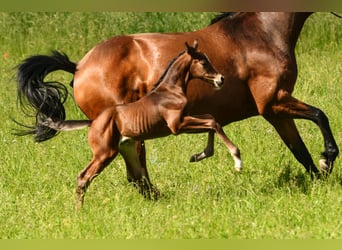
(43, 41, 242, 207)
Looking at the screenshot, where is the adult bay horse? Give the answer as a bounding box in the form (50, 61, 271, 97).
(40, 41, 242, 207)
(16, 12, 339, 200)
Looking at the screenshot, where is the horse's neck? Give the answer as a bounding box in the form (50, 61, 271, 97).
(258, 12, 312, 51)
(156, 53, 191, 91)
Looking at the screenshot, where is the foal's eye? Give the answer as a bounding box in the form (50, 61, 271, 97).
(201, 61, 208, 66)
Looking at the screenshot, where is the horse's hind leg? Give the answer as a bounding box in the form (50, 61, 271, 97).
(119, 139, 160, 200)
(76, 109, 119, 209)
(270, 95, 339, 176)
(266, 118, 319, 177)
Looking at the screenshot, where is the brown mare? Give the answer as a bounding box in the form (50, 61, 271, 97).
(40, 41, 242, 207)
(16, 12, 339, 201)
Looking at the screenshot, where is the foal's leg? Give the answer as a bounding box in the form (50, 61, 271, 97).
(190, 130, 215, 162)
(188, 114, 215, 162)
(213, 121, 243, 172)
(177, 115, 242, 171)
(76, 109, 119, 209)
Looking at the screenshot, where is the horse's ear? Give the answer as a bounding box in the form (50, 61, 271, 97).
(193, 39, 198, 50)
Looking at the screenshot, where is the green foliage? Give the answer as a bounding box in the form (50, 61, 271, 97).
(0, 12, 341, 239)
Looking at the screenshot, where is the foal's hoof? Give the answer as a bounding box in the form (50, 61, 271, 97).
(234, 160, 243, 172)
(75, 200, 83, 211)
(235, 166, 243, 172)
(190, 154, 197, 162)
(189, 152, 206, 162)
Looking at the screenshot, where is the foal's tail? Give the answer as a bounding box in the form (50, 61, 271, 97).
(15, 51, 77, 142)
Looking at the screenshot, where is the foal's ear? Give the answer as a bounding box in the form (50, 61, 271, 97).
(185, 41, 191, 51)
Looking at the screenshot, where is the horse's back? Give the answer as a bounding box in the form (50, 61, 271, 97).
(72, 16, 280, 123)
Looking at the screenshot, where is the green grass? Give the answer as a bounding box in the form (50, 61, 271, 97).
(0, 12, 341, 239)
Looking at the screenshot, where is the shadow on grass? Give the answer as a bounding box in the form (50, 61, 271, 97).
(276, 165, 312, 194)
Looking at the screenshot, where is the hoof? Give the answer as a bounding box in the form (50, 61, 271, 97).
(134, 177, 160, 200)
(189, 152, 206, 163)
(235, 166, 243, 172)
(234, 160, 243, 172)
(319, 158, 333, 175)
(140, 185, 160, 200)
(189, 155, 197, 162)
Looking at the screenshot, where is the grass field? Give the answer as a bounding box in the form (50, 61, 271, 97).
(0, 12, 341, 239)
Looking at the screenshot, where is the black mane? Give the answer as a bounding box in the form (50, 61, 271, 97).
(151, 50, 187, 91)
(210, 12, 238, 25)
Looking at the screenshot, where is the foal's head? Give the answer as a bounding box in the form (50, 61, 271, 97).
(186, 40, 224, 89)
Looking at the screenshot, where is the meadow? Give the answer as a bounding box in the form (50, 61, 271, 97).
(0, 12, 341, 239)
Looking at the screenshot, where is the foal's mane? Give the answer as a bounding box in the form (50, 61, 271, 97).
(151, 50, 187, 91)
(210, 12, 239, 25)
(150, 13, 238, 91)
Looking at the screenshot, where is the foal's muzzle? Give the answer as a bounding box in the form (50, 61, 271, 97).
(212, 74, 224, 89)
(203, 74, 224, 89)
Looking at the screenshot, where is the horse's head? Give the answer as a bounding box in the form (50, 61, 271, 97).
(185, 40, 224, 89)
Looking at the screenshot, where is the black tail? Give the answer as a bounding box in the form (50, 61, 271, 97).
(15, 50, 76, 142)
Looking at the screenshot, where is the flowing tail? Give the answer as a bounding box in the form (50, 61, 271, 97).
(15, 51, 76, 142)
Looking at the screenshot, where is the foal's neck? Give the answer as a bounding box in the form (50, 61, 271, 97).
(155, 52, 192, 91)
